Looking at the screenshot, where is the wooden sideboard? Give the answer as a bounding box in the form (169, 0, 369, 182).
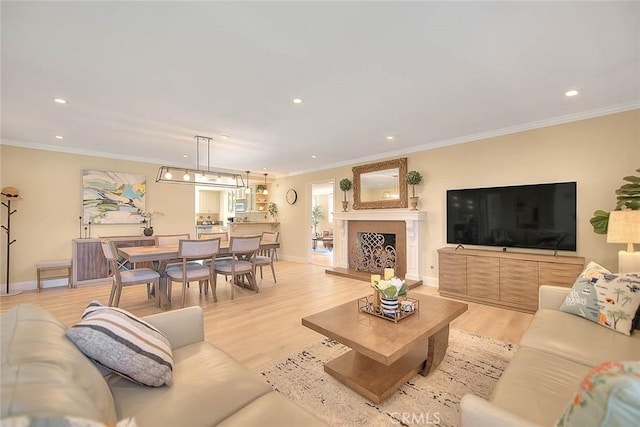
(72, 236, 155, 286)
(437, 247, 585, 313)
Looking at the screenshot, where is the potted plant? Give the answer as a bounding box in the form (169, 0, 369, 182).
(256, 184, 267, 194)
(311, 205, 324, 236)
(406, 170, 423, 211)
(339, 178, 352, 212)
(268, 202, 278, 220)
(590, 168, 640, 234)
(372, 276, 407, 316)
(139, 210, 162, 236)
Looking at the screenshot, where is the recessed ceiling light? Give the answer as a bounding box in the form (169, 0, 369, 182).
(292, 98, 303, 104)
(311, 155, 317, 158)
(54, 135, 64, 140)
(262, 167, 267, 170)
(220, 135, 229, 139)
(565, 90, 579, 97)
(386, 135, 395, 141)
(53, 97, 67, 104)
(182, 154, 188, 158)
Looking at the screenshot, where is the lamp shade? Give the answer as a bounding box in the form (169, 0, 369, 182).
(607, 210, 640, 245)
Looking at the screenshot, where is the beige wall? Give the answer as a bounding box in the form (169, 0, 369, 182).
(0, 147, 195, 285)
(275, 110, 639, 278)
(1, 110, 638, 287)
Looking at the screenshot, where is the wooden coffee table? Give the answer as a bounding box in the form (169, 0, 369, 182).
(302, 293, 468, 403)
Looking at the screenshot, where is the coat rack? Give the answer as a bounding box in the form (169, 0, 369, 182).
(1, 187, 21, 296)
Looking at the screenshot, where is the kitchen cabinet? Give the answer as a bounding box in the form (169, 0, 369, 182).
(198, 190, 221, 213)
(254, 193, 269, 213)
(253, 184, 270, 213)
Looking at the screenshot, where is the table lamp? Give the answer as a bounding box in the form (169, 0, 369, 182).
(606, 210, 640, 273)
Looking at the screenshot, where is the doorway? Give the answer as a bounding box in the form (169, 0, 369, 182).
(310, 180, 334, 267)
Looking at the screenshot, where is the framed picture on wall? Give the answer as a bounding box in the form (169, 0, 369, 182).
(82, 170, 146, 224)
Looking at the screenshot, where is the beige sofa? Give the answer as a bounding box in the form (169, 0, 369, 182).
(1, 304, 326, 426)
(461, 285, 640, 426)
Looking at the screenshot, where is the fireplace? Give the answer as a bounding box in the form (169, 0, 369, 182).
(349, 222, 405, 278)
(351, 232, 397, 273)
(333, 210, 426, 281)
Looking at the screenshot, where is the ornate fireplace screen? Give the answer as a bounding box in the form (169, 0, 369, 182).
(350, 232, 397, 272)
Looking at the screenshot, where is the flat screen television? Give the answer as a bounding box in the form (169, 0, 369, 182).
(446, 182, 577, 251)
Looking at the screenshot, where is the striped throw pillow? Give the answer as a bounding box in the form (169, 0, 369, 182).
(66, 301, 173, 387)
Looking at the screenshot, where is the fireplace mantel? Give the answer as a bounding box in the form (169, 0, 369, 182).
(333, 210, 426, 281)
(334, 210, 426, 222)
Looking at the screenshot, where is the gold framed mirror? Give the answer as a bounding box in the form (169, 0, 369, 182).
(353, 157, 408, 209)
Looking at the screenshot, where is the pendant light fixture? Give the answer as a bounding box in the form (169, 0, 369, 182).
(245, 171, 251, 194)
(156, 136, 245, 188)
(262, 173, 269, 195)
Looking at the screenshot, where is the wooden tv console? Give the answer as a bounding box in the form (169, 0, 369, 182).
(437, 247, 585, 313)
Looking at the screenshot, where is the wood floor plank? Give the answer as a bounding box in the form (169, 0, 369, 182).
(0, 260, 533, 370)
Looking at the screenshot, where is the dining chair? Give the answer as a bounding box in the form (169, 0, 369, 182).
(256, 231, 278, 283)
(155, 233, 198, 300)
(214, 235, 261, 300)
(155, 233, 191, 246)
(198, 232, 229, 242)
(101, 240, 160, 307)
(164, 238, 220, 308)
(261, 231, 280, 261)
(200, 231, 232, 266)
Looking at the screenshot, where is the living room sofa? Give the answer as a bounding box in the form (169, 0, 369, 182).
(460, 285, 640, 426)
(1, 304, 326, 426)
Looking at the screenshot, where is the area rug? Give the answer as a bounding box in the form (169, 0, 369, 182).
(256, 329, 517, 427)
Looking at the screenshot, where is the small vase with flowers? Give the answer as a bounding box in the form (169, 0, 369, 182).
(372, 275, 407, 316)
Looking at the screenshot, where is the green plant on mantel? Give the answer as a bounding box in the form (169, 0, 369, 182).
(406, 170, 423, 197)
(339, 178, 352, 202)
(590, 168, 640, 234)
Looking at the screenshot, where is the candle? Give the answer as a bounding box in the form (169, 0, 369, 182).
(384, 268, 394, 279)
(370, 274, 381, 285)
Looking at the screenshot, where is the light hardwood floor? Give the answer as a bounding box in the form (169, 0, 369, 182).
(311, 248, 333, 267)
(0, 260, 533, 370)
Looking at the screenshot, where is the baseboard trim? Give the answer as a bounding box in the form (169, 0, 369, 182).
(2, 278, 71, 293)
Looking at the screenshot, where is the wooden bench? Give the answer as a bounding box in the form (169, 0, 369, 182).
(36, 259, 72, 292)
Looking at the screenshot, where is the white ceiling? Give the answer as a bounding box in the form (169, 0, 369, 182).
(2, 1, 638, 178)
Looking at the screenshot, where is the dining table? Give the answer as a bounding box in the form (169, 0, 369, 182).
(117, 240, 280, 309)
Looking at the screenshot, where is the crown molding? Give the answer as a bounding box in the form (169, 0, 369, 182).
(287, 102, 640, 177)
(2, 102, 638, 178)
(0, 137, 174, 167)
(0, 138, 243, 175)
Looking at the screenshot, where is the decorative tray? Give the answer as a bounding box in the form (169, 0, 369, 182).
(357, 295, 420, 323)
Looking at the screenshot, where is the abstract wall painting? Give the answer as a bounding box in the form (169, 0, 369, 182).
(82, 170, 146, 224)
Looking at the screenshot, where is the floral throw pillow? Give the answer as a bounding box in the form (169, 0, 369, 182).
(560, 262, 640, 336)
(556, 361, 640, 427)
